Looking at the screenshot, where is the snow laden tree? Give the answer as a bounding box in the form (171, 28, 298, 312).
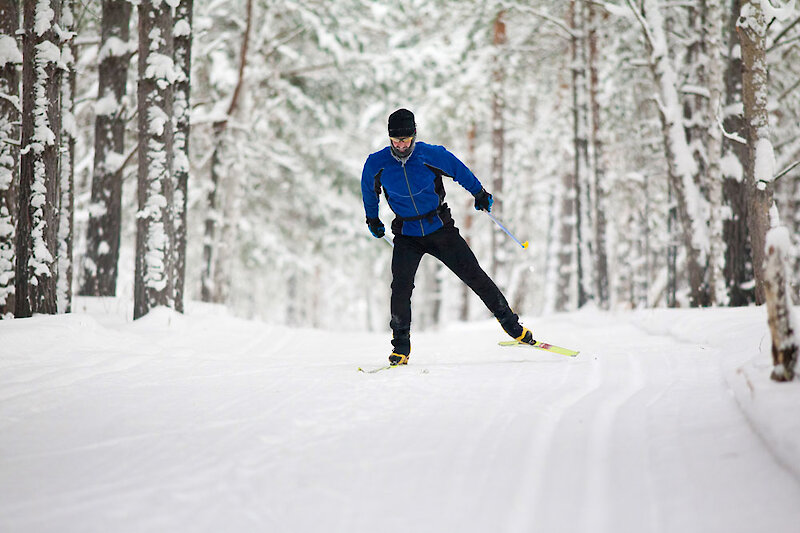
(738, 0, 798, 381)
(626, 0, 711, 307)
(15, 0, 65, 317)
(0, 0, 21, 318)
(57, 0, 75, 313)
(134, 0, 179, 319)
(173, 0, 192, 313)
(199, 0, 251, 304)
(80, 0, 133, 298)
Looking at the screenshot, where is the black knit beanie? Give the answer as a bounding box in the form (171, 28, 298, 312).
(388, 108, 416, 138)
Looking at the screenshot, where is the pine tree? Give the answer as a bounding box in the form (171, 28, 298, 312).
(81, 0, 133, 297)
(0, 0, 20, 318)
(134, 0, 177, 319)
(16, 0, 63, 317)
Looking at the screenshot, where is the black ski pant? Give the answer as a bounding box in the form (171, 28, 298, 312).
(389, 223, 521, 355)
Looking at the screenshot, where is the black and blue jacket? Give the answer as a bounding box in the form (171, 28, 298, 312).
(361, 141, 483, 237)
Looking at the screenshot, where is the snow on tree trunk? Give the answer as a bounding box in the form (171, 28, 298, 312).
(737, 0, 780, 305)
(16, 0, 63, 317)
(134, 0, 176, 320)
(57, 0, 75, 314)
(0, 0, 20, 318)
(737, 0, 798, 380)
(172, 0, 192, 314)
(629, 0, 710, 307)
(704, 0, 728, 306)
(763, 211, 798, 381)
(80, 0, 132, 297)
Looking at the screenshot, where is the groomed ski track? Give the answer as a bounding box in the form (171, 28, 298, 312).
(1, 305, 799, 532)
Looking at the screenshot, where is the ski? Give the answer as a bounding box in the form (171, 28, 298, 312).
(498, 339, 579, 357)
(358, 365, 398, 373)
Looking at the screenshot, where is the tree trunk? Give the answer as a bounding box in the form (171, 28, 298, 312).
(81, 0, 132, 297)
(57, 0, 76, 313)
(588, 1, 609, 309)
(16, 0, 62, 317)
(722, 0, 754, 306)
(555, 173, 575, 312)
(738, 0, 797, 381)
(703, 0, 728, 305)
(0, 0, 20, 318)
(173, 0, 192, 313)
(134, 0, 175, 319)
(201, 0, 251, 304)
(460, 123, 476, 321)
(635, 0, 708, 307)
(490, 9, 506, 280)
(764, 222, 798, 381)
(738, 0, 771, 305)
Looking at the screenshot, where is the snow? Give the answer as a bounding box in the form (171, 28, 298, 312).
(755, 137, 776, 188)
(34, 0, 55, 37)
(1, 299, 799, 532)
(0, 35, 22, 67)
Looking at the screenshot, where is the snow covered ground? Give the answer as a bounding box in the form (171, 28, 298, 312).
(2, 298, 800, 533)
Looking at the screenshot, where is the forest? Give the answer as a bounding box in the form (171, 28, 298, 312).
(0, 0, 798, 378)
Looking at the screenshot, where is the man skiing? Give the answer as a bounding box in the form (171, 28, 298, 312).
(361, 108, 535, 366)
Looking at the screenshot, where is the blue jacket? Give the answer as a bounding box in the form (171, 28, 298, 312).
(361, 142, 483, 237)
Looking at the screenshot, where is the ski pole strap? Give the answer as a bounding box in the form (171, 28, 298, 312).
(487, 212, 529, 249)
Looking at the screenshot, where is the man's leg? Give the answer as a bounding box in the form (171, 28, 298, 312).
(390, 235, 425, 356)
(428, 226, 525, 338)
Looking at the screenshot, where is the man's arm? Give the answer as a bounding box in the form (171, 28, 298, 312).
(438, 145, 483, 195)
(360, 157, 381, 219)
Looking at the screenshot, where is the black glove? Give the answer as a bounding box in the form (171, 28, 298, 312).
(366, 217, 385, 238)
(474, 188, 494, 212)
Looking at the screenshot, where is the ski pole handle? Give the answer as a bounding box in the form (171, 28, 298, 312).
(486, 212, 529, 249)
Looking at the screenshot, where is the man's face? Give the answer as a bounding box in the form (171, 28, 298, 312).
(390, 136, 414, 156)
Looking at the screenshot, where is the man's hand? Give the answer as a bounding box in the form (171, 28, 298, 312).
(366, 217, 385, 238)
(474, 188, 494, 212)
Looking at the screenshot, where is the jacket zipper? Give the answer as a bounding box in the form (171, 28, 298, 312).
(401, 160, 425, 236)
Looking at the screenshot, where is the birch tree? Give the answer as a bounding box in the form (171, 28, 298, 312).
(16, 0, 63, 317)
(134, 0, 177, 319)
(80, 0, 132, 297)
(0, 0, 20, 318)
(737, 0, 798, 380)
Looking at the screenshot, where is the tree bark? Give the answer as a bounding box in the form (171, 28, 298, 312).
(173, 0, 192, 313)
(57, 0, 76, 313)
(81, 0, 132, 297)
(16, 0, 62, 317)
(134, 0, 175, 319)
(490, 9, 506, 280)
(0, 0, 20, 317)
(738, 0, 771, 305)
(588, 1, 609, 308)
(722, 0, 754, 306)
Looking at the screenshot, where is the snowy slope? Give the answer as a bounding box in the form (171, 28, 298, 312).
(1, 299, 799, 533)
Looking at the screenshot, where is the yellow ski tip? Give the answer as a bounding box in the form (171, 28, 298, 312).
(522, 241, 529, 249)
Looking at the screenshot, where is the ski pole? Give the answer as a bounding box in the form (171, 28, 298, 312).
(486, 212, 529, 249)
(383, 234, 394, 248)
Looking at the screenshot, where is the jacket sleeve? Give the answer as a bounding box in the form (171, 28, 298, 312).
(438, 145, 483, 195)
(360, 156, 380, 220)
